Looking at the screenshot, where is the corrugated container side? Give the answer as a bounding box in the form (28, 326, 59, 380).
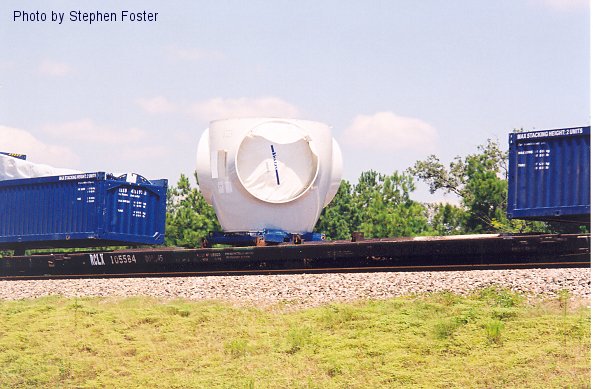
(507, 126, 590, 222)
(0, 172, 167, 249)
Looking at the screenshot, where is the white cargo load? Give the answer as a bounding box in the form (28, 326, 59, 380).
(196, 118, 342, 233)
(0, 153, 81, 180)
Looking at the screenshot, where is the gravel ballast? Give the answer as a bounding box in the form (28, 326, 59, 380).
(0, 268, 589, 309)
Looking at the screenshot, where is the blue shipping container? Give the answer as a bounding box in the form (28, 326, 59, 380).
(0, 172, 167, 249)
(507, 126, 590, 223)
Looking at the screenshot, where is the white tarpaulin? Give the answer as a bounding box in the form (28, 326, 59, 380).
(0, 154, 81, 180)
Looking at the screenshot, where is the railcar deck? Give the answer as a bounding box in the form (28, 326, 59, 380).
(0, 233, 589, 280)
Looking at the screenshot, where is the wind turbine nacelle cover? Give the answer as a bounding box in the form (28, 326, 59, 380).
(196, 117, 342, 233)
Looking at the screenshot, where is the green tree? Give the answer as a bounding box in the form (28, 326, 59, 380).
(427, 203, 466, 236)
(316, 171, 432, 239)
(463, 146, 508, 232)
(358, 171, 430, 238)
(165, 173, 220, 247)
(315, 180, 361, 240)
(409, 139, 546, 233)
(354, 170, 431, 238)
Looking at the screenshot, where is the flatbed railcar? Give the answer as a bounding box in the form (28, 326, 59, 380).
(1, 124, 591, 280)
(0, 233, 589, 279)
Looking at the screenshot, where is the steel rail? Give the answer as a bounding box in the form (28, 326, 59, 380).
(0, 260, 588, 281)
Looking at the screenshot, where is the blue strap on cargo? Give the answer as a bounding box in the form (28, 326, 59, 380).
(205, 229, 325, 247)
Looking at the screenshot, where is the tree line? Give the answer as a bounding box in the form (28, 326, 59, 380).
(165, 139, 586, 247)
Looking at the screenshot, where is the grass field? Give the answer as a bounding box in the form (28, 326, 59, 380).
(0, 287, 589, 388)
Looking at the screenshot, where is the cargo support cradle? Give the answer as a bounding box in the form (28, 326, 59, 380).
(0, 233, 589, 279)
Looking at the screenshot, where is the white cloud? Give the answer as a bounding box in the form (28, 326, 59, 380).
(38, 60, 72, 77)
(136, 96, 178, 114)
(539, 0, 589, 10)
(0, 60, 14, 71)
(341, 112, 437, 152)
(0, 125, 79, 166)
(189, 97, 300, 121)
(119, 145, 171, 160)
(167, 46, 224, 61)
(136, 95, 301, 121)
(42, 119, 146, 144)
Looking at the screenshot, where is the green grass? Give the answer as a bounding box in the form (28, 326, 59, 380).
(0, 287, 589, 388)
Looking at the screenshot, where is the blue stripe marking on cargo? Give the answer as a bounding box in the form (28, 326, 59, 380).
(270, 145, 280, 185)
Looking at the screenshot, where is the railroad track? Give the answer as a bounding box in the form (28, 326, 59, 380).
(0, 233, 589, 280)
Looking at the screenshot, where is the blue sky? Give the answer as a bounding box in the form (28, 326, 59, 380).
(0, 0, 589, 202)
